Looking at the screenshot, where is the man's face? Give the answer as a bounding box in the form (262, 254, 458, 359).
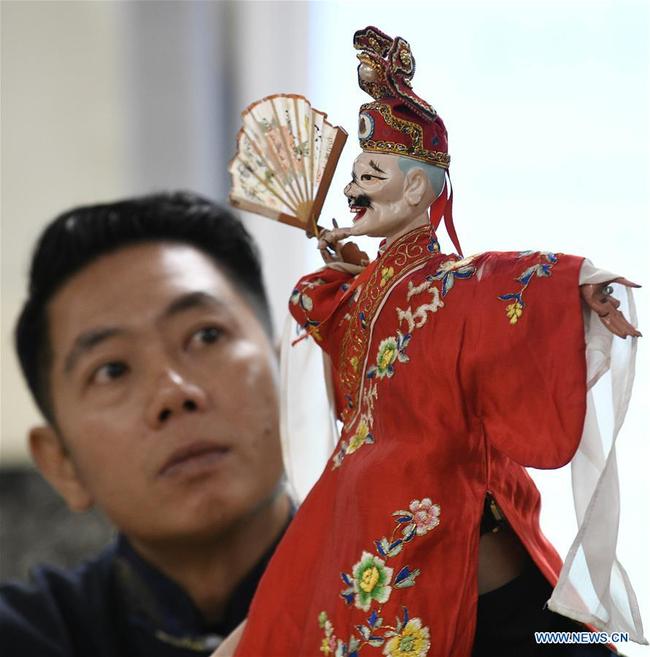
(344, 152, 422, 239)
(43, 243, 284, 544)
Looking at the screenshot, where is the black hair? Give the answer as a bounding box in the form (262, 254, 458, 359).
(14, 191, 273, 423)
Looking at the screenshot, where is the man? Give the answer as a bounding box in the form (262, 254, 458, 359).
(1, 192, 292, 656)
(229, 27, 644, 656)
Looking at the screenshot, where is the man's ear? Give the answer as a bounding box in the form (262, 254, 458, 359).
(403, 168, 430, 206)
(29, 425, 94, 512)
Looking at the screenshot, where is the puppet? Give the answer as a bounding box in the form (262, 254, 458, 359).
(228, 25, 645, 657)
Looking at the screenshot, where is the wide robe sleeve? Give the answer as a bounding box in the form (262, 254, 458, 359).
(466, 250, 587, 468)
(288, 265, 356, 355)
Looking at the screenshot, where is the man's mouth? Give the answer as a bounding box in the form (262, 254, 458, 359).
(159, 441, 230, 478)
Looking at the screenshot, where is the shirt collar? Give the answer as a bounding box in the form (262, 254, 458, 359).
(112, 515, 290, 650)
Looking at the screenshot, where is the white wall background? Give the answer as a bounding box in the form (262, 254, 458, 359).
(1, 0, 313, 464)
(1, 0, 648, 652)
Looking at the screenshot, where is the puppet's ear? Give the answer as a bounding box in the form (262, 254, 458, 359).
(403, 167, 430, 207)
(29, 425, 94, 512)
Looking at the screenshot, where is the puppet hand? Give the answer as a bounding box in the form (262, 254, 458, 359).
(318, 223, 369, 266)
(580, 278, 642, 339)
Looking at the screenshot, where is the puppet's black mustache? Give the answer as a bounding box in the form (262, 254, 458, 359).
(349, 194, 372, 208)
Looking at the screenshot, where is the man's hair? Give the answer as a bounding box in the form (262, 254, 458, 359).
(15, 191, 273, 423)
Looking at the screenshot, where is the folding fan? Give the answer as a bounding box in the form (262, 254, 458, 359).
(229, 94, 348, 235)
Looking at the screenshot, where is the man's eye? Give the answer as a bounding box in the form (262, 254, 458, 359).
(189, 326, 224, 347)
(360, 174, 373, 181)
(91, 361, 128, 385)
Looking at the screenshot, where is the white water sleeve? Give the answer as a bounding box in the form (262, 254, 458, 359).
(547, 259, 646, 644)
(279, 313, 338, 504)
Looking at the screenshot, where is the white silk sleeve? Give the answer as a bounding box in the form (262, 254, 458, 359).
(547, 259, 647, 644)
(279, 314, 339, 504)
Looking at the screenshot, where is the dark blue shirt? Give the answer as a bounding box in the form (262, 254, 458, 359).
(0, 532, 284, 657)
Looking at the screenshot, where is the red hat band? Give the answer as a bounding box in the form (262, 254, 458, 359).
(358, 99, 450, 170)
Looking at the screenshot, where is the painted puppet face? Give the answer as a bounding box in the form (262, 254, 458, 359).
(343, 152, 426, 240)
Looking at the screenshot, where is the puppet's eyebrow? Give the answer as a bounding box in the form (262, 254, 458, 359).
(368, 160, 386, 174)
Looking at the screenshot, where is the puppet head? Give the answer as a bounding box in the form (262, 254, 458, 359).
(346, 26, 462, 254)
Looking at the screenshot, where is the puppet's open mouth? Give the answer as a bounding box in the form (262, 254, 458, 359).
(347, 195, 371, 224)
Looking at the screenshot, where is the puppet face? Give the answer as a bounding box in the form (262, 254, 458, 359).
(343, 151, 430, 241)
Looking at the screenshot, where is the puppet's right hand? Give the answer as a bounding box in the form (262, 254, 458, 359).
(318, 226, 369, 266)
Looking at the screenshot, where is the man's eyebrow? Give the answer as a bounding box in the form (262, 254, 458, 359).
(64, 327, 125, 374)
(161, 291, 229, 320)
(368, 160, 386, 174)
(63, 293, 228, 375)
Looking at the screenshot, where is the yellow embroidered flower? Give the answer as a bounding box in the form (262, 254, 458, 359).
(346, 419, 370, 454)
(505, 301, 523, 324)
(375, 337, 398, 377)
(350, 356, 359, 372)
(351, 551, 393, 611)
(380, 266, 395, 287)
(360, 565, 380, 592)
(383, 618, 431, 657)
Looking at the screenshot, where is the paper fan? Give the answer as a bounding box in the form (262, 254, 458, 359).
(229, 94, 348, 234)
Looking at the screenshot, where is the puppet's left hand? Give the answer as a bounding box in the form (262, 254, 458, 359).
(580, 278, 642, 339)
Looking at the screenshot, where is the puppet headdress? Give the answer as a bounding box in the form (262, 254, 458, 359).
(354, 26, 462, 254)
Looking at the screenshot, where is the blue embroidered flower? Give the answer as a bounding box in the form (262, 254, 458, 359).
(497, 295, 524, 324)
(320, 499, 439, 656)
(291, 288, 313, 312)
(518, 250, 557, 264)
(498, 252, 559, 325)
(426, 236, 440, 254)
(430, 256, 477, 296)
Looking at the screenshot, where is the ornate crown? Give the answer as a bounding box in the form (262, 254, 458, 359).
(353, 26, 450, 169)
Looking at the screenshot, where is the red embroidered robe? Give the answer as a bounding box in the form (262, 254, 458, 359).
(235, 225, 586, 657)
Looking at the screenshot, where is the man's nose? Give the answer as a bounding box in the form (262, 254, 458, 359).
(145, 369, 208, 430)
(344, 180, 357, 197)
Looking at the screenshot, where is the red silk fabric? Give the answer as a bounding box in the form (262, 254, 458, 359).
(236, 226, 586, 657)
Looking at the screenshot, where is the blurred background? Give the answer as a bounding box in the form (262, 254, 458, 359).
(1, 1, 648, 652)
